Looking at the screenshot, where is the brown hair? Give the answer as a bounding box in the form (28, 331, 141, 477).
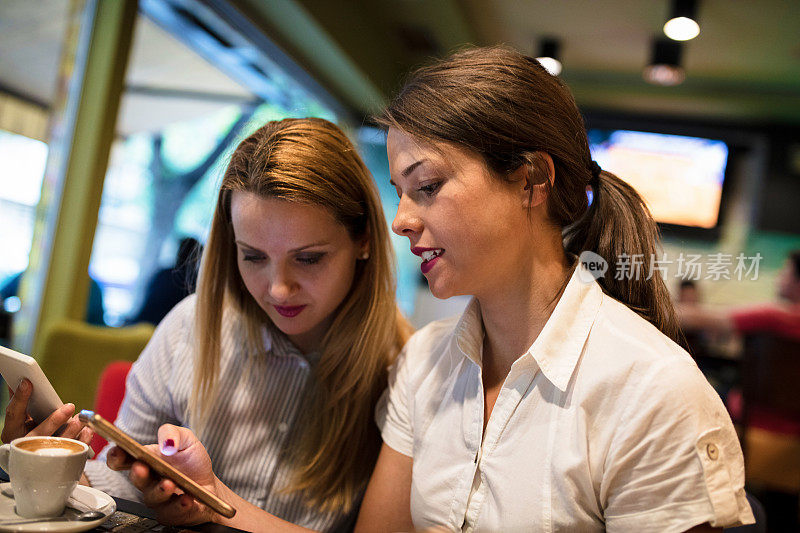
(192, 117, 411, 512)
(378, 46, 681, 343)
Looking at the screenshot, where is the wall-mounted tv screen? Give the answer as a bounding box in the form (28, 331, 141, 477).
(587, 129, 730, 229)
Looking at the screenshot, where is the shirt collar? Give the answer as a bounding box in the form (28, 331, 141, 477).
(453, 263, 603, 391)
(525, 263, 603, 391)
(454, 298, 484, 365)
(262, 325, 320, 364)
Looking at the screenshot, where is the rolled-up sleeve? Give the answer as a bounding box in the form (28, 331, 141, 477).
(375, 338, 415, 458)
(83, 444, 142, 501)
(601, 360, 754, 532)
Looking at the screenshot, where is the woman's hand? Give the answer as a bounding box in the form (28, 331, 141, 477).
(108, 425, 319, 531)
(107, 424, 219, 526)
(1, 379, 93, 444)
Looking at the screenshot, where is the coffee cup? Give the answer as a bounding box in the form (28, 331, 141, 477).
(0, 436, 90, 518)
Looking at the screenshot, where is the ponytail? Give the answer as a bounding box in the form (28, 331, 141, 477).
(563, 170, 682, 344)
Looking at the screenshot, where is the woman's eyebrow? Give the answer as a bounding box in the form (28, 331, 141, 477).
(236, 240, 330, 253)
(401, 159, 427, 177)
(235, 240, 264, 253)
(290, 242, 329, 253)
(390, 159, 430, 187)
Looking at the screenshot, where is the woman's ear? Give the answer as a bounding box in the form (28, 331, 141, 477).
(512, 151, 555, 208)
(358, 235, 370, 261)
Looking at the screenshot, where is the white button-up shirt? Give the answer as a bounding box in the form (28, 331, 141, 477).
(377, 264, 754, 532)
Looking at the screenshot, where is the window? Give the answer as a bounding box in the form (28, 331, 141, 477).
(0, 131, 48, 286)
(89, 15, 337, 325)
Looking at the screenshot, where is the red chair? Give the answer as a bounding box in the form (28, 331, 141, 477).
(89, 361, 133, 455)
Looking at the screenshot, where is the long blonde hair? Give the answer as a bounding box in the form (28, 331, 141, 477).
(192, 117, 411, 512)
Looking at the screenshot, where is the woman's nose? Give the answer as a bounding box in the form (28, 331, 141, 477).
(268, 266, 295, 302)
(392, 196, 423, 237)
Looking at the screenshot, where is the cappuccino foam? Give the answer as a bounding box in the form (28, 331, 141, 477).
(32, 448, 73, 456)
(15, 438, 84, 455)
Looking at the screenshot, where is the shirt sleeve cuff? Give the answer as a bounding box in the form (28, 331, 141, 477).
(375, 388, 414, 457)
(84, 451, 144, 503)
(606, 497, 755, 532)
(378, 424, 413, 458)
(606, 499, 717, 532)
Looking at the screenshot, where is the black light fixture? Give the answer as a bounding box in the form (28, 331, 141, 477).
(643, 38, 685, 85)
(536, 38, 562, 76)
(664, 0, 700, 41)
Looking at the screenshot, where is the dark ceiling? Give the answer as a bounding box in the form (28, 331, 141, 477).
(234, 0, 800, 125)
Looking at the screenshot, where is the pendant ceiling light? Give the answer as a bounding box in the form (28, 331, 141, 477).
(664, 0, 700, 41)
(536, 38, 562, 76)
(643, 38, 685, 86)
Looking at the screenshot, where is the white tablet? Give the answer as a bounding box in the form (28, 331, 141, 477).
(0, 345, 64, 424)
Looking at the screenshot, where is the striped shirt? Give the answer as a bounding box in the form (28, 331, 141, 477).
(84, 295, 356, 531)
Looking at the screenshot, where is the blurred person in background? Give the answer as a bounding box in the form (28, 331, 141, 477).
(130, 237, 203, 326)
(675, 277, 740, 402)
(679, 250, 800, 340)
(676, 278, 707, 355)
(677, 278, 701, 305)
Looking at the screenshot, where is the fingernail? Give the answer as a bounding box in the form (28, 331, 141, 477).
(20, 380, 30, 392)
(161, 439, 176, 456)
(62, 403, 74, 412)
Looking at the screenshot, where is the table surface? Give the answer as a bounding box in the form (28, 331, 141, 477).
(94, 497, 248, 533)
(0, 468, 246, 533)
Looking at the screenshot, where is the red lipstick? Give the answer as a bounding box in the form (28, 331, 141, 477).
(421, 256, 440, 274)
(411, 246, 445, 274)
(274, 305, 306, 317)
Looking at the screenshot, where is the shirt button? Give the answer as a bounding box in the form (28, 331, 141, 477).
(706, 443, 719, 460)
(278, 422, 289, 433)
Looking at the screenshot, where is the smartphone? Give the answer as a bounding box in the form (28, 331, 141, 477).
(0, 344, 64, 424)
(78, 410, 236, 519)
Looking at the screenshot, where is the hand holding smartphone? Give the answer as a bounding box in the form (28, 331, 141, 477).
(0, 345, 93, 446)
(78, 410, 236, 519)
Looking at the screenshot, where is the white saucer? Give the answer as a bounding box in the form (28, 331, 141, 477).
(0, 483, 115, 532)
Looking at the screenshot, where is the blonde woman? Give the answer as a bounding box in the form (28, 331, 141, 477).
(6, 117, 410, 531)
